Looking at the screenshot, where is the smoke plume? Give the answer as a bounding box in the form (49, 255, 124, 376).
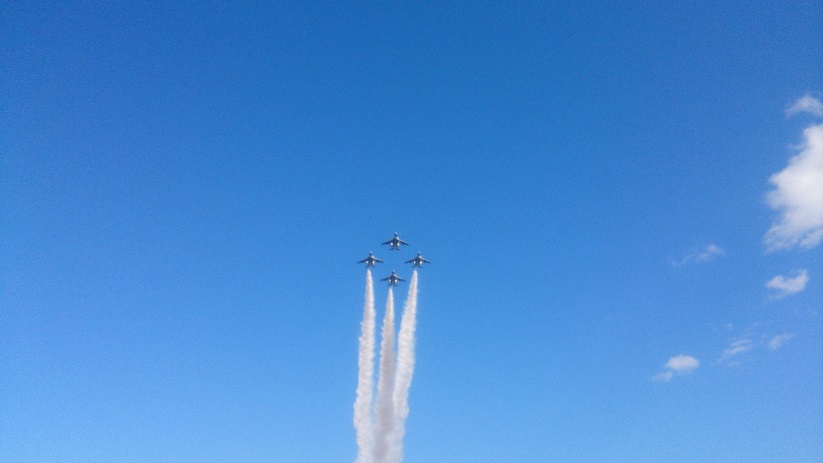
(354, 270, 420, 463)
(372, 289, 397, 462)
(353, 270, 376, 463)
(389, 270, 419, 463)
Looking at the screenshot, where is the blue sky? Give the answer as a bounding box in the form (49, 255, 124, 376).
(2, 2, 821, 462)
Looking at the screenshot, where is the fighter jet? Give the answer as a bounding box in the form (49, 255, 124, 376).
(380, 270, 405, 286)
(382, 232, 409, 250)
(357, 252, 383, 268)
(405, 252, 431, 268)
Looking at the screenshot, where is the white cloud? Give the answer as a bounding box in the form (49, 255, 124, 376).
(767, 333, 795, 350)
(719, 339, 755, 364)
(672, 244, 725, 266)
(786, 94, 823, 117)
(764, 123, 823, 251)
(665, 355, 700, 372)
(766, 269, 809, 298)
(653, 354, 699, 382)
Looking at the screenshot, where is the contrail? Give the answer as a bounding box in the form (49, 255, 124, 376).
(390, 270, 419, 463)
(372, 289, 397, 463)
(353, 270, 376, 463)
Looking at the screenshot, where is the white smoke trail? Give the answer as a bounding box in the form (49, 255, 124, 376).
(390, 270, 419, 463)
(372, 289, 397, 463)
(353, 270, 376, 463)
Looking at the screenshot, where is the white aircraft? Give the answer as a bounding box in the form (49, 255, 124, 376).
(380, 270, 405, 286)
(357, 252, 383, 267)
(382, 232, 409, 250)
(405, 252, 431, 268)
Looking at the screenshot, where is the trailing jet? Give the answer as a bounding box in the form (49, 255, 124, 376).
(381, 270, 405, 286)
(382, 232, 409, 250)
(357, 252, 383, 267)
(405, 252, 431, 268)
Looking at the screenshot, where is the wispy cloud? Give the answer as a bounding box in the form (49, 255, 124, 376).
(767, 333, 795, 350)
(766, 269, 809, 298)
(652, 354, 699, 382)
(786, 93, 823, 117)
(652, 371, 674, 382)
(666, 355, 700, 371)
(716, 328, 798, 365)
(672, 244, 725, 266)
(765, 97, 823, 251)
(719, 339, 755, 365)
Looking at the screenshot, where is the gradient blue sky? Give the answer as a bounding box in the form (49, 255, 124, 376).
(2, 2, 822, 462)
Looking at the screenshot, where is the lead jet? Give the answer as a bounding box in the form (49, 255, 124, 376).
(381, 270, 405, 286)
(357, 252, 383, 267)
(382, 232, 409, 250)
(405, 252, 431, 268)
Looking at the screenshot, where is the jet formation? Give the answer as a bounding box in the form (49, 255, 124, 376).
(358, 233, 430, 285)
